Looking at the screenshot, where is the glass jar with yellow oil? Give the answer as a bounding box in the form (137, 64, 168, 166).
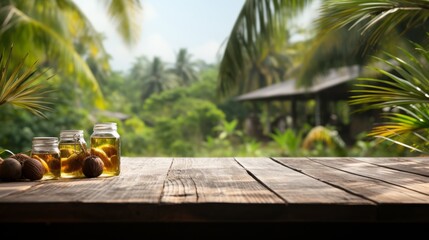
(31, 137, 61, 180)
(59, 130, 87, 178)
(90, 123, 121, 176)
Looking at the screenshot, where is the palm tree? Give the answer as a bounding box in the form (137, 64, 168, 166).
(218, 0, 312, 97)
(219, 0, 429, 154)
(0, 0, 142, 107)
(314, 0, 429, 153)
(170, 48, 198, 86)
(222, 18, 298, 97)
(130, 56, 150, 81)
(349, 45, 429, 154)
(141, 57, 175, 101)
(298, 0, 429, 86)
(218, 0, 429, 96)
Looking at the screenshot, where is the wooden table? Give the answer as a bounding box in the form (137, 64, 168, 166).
(1, 157, 429, 236)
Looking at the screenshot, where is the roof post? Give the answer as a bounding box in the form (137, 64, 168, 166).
(315, 94, 321, 126)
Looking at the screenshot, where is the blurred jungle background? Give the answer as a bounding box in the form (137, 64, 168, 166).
(2, 0, 429, 157)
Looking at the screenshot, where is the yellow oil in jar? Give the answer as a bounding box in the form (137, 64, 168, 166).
(60, 143, 87, 178)
(91, 137, 120, 177)
(31, 153, 61, 180)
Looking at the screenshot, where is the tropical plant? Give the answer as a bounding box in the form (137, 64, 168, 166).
(149, 98, 226, 156)
(218, 0, 429, 95)
(302, 125, 347, 156)
(140, 57, 176, 101)
(0, 46, 52, 118)
(243, 139, 262, 156)
(310, 0, 429, 154)
(299, 0, 429, 86)
(218, 0, 312, 97)
(212, 119, 243, 147)
(170, 48, 198, 86)
(0, 0, 142, 106)
(316, 0, 429, 48)
(215, 119, 242, 141)
(269, 127, 307, 156)
(130, 56, 150, 82)
(350, 45, 429, 154)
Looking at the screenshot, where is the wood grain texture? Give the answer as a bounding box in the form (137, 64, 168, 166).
(0, 181, 39, 198)
(354, 157, 429, 177)
(161, 157, 283, 204)
(236, 157, 375, 222)
(275, 157, 429, 203)
(2, 157, 429, 223)
(310, 157, 429, 196)
(0, 157, 173, 222)
(236, 157, 369, 204)
(276, 157, 429, 222)
(0, 157, 172, 203)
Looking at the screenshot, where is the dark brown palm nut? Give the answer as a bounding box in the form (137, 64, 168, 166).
(11, 153, 32, 165)
(0, 158, 22, 181)
(22, 158, 44, 180)
(0, 157, 3, 165)
(82, 156, 104, 178)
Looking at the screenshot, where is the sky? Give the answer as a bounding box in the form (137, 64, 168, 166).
(74, 0, 246, 72)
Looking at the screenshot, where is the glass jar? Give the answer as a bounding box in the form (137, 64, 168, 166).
(59, 130, 87, 179)
(90, 123, 121, 176)
(31, 137, 61, 180)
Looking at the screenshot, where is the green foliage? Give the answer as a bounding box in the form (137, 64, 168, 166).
(170, 48, 198, 86)
(0, 99, 93, 153)
(269, 128, 305, 157)
(347, 132, 411, 157)
(350, 44, 429, 154)
(302, 125, 347, 157)
(146, 97, 225, 156)
(140, 57, 177, 101)
(120, 117, 148, 156)
(0, 0, 143, 107)
(142, 89, 187, 123)
(317, 0, 429, 49)
(218, 0, 312, 97)
(0, 46, 53, 118)
(215, 119, 242, 142)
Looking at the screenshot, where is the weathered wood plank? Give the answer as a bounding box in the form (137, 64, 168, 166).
(0, 157, 173, 222)
(0, 157, 172, 203)
(161, 158, 283, 204)
(275, 158, 429, 203)
(310, 157, 429, 196)
(2, 157, 429, 223)
(235, 157, 375, 222)
(0, 181, 39, 198)
(276, 157, 429, 222)
(354, 157, 429, 177)
(236, 157, 369, 204)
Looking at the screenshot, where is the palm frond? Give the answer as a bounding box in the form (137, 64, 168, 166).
(350, 45, 429, 111)
(374, 135, 427, 154)
(318, 0, 429, 47)
(1, 3, 105, 107)
(103, 0, 142, 46)
(218, 0, 312, 97)
(0, 45, 53, 118)
(369, 105, 429, 138)
(297, 22, 381, 87)
(299, 0, 429, 86)
(351, 43, 429, 153)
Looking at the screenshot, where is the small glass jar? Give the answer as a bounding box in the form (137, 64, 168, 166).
(59, 130, 87, 179)
(90, 123, 121, 176)
(31, 137, 61, 180)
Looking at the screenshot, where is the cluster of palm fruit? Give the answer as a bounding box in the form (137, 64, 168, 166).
(0, 150, 105, 181)
(0, 153, 45, 181)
